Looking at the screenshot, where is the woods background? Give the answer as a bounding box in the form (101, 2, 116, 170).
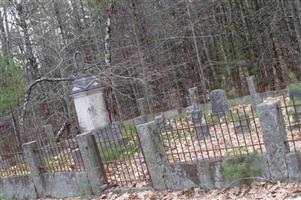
(0, 0, 300, 142)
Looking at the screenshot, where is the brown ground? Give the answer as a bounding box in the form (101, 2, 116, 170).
(43, 181, 301, 200)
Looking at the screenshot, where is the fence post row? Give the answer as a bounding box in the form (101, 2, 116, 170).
(256, 100, 289, 180)
(19, 99, 294, 195)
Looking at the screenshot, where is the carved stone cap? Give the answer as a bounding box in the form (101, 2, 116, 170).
(71, 75, 104, 95)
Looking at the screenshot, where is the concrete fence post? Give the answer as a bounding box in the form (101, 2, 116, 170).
(76, 132, 107, 195)
(23, 141, 45, 197)
(137, 121, 197, 190)
(136, 121, 167, 190)
(256, 100, 289, 180)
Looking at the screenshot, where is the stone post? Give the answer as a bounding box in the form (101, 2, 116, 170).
(247, 76, 262, 107)
(137, 97, 145, 116)
(189, 87, 198, 105)
(137, 122, 196, 190)
(136, 121, 166, 190)
(256, 100, 289, 180)
(43, 125, 55, 145)
(137, 97, 147, 122)
(23, 141, 45, 197)
(76, 132, 107, 195)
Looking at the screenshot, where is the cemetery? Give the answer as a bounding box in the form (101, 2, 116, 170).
(1, 71, 301, 199)
(3, 1, 301, 199)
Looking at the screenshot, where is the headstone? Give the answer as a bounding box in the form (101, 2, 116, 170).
(210, 89, 229, 116)
(288, 83, 301, 121)
(187, 87, 209, 137)
(186, 104, 209, 137)
(0, 156, 4, 169)
(137, 98, 146, 118)
(43, 125, 55, 145)
(233, 114, 251, 134)
(189, 87, 199, 105)
(186, 104, 202, 123)
(155, 113, 172, 130)
(42, 125, 57, 157)
(247, 76, 262, 107)
(70, 51, 110, 134)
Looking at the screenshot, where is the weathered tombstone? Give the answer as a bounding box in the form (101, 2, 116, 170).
(0, 156, 4, 169)
(137, 97, 147, 122)
(233, 113, 251, 134)
(186, 104, 202, 122)
(187, 87, 202, 122)
(189, 87, 199, 105)
(210, 89, 229, 116)
(70, 51, 111, 133)
(247, 76, 262, 107)
(186, 105, 209, 137)
(155, 113, 172, 130)
(186, 87, 209, 137)
(288, 83, 301, 121)
(43, 124, 55, 145)
(42, 125, 57, 157)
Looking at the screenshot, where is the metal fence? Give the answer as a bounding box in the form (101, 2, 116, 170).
(94, 123, 150, 187)
(35, 138, 84, 173)
(0, 126, 29, 177)
(280, 94, 301, 152)
(0, 149, 28, 177)
(158, 105, 265, 163)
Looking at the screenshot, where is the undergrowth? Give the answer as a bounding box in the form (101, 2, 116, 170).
(222, 150, 261, 185)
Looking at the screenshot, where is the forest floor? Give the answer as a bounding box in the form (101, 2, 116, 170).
(44, 181, 301, 200)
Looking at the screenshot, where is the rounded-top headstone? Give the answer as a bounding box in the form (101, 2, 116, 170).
(210, 89, 229, 115)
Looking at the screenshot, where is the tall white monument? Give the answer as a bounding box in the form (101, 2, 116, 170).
(70, 52, 110, 133)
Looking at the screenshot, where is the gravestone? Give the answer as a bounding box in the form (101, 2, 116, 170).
(210, 89, 229, 116)
(189, 87, 198, 105)
(43, 125, 55, 145)
(233, 113, 251, 134)
(186, 104, 209, 137)
(155, 113, 172, 130)
(187, 87, 202, 122)
(247, 76, 262, 107)
(288, 83, 301, 121)
(186, 87, 209, 137)
(137, 97, 148, 122)
(42, 125, 57, 157)
(70, 51, 110, 133)
(186, 104, 202, 122)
